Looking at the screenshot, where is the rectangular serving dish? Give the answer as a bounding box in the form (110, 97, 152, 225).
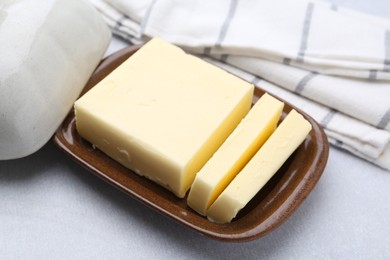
(52, 45, 329, 242)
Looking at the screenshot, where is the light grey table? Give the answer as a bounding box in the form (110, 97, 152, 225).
(1, 1, 389, 259)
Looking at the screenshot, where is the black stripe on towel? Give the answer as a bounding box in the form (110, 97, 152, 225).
(297, 2, 315, 63)
(368, 70, 378, 80)
(220, 54, 229, 63)
(216, 0, 239, 48)
(283, 58, 292, 65)
(295, 72, 318, 94)
(377, 108, 390, 129)
(204, 47, 212, 56)
(384, 30, 390, 71)
(114, 15, 128, 31)
(321, 109, 337, 127)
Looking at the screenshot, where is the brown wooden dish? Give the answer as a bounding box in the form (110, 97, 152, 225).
(52, 45, 329, 242)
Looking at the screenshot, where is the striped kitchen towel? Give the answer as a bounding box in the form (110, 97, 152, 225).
(88, 0, 390, 170)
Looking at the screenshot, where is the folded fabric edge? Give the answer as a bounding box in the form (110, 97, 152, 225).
(88, 0, 390, 171)
(92, 0, 390, 80)
(204, 57, 390, 171)
(328, 135, 390, 171)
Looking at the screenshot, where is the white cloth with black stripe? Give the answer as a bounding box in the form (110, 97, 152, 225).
(88, 0, 390, 170)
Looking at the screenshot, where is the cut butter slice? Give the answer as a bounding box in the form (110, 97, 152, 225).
(74, 38, 254, 198)
(206, 110, 312, 223)
(187, 93, 284, 215)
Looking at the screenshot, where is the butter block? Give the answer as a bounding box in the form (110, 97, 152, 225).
(206, 110, 312, 223)
(74, 38, 254, 198)
(187, 93, 284, 215)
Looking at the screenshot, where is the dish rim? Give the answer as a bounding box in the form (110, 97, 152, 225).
(52, 44, 329, 242)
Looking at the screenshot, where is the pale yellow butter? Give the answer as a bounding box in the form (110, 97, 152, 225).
(187, 93, 284, 215)
(206, 110, 312, 223)
(74, 38, 254, 198)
